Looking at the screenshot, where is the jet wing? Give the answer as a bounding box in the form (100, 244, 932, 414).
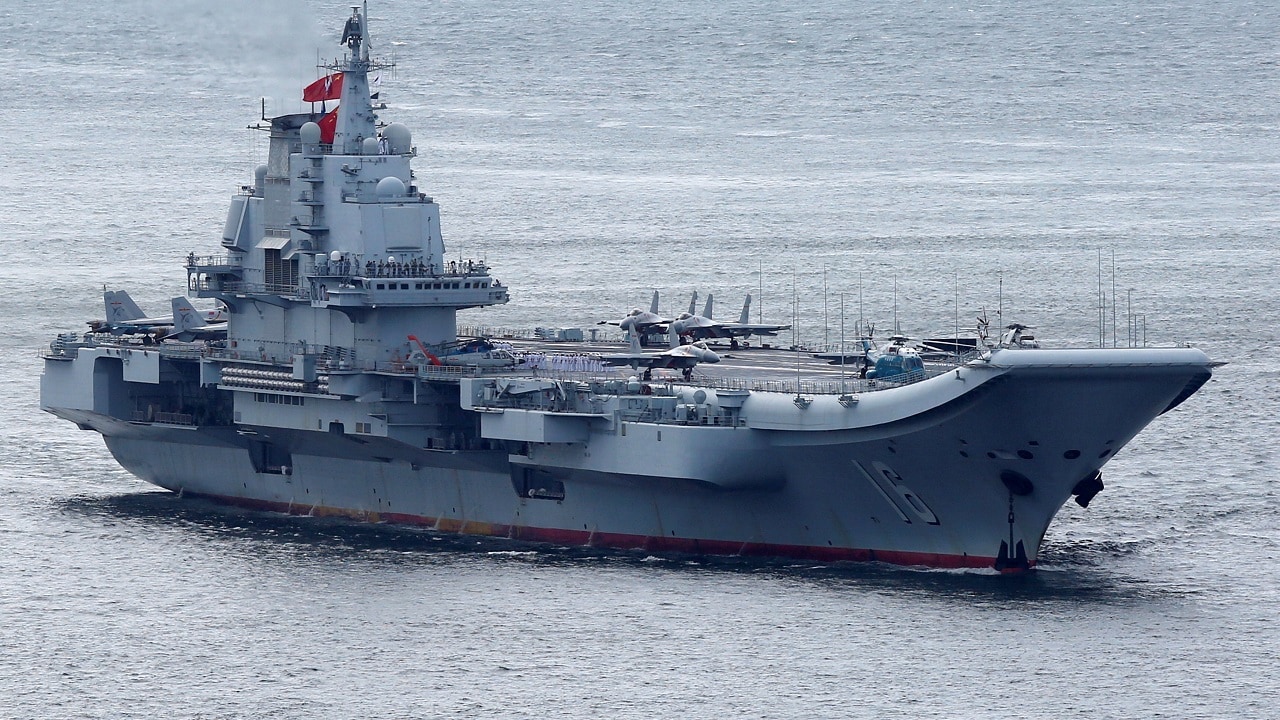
(726, 323, 790, 337)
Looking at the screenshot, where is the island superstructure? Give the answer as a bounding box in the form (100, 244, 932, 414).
(40, 4, 1215, 571)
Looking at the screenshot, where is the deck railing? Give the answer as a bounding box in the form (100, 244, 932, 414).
(312, 257, 494, 280)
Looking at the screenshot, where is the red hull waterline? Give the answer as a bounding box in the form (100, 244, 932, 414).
(183, 490, 1025, 572)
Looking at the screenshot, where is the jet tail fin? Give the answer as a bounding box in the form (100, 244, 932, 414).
(703, 293, 714, 320)
(170, 296, 208, 333)
(668, 327, 680, 349)
(650, 290, 660, 315)
(739, 294, 752, 324)
(106, 290, 146, 323)
(628, 330, 642, 353)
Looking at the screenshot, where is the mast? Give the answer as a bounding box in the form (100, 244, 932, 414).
(332, 3, 380, 154)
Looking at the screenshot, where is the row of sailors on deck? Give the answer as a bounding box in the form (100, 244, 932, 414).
(517, 352, 607, 374)
(365, 258, 481, 278)
(318, 254, 483, 279)
(365, 257, 441, 278)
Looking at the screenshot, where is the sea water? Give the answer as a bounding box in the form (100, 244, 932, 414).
(1, 1, 1276, 717)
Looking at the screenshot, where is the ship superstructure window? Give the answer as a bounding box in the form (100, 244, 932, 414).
(254, 392, 304, 405)
(355, 422, 372, 433)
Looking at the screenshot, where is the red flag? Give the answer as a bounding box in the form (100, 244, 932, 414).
(318, 106, 339, 144)
(303, 72, 344, 102)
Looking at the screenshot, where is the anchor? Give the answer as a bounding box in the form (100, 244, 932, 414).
(993, 491, 1030, 572)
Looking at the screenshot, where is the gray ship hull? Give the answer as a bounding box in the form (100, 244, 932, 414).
(48, 346, 1210, 569)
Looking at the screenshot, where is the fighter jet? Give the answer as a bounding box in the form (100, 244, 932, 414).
(669, 293, 791, 349)
(164, 297, 229, 341)
(88, 290, 226, 336)
(600, 328, 720, 380)
(600, 291, 670, 345)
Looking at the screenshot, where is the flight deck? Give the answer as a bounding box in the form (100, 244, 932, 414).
(468, 335, 969, 396)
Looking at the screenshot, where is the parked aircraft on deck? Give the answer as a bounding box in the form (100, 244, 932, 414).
(408, 335, 522, 368)
(599, 290, 671, 345)
(89, 290, 225, 337)
(669, 292, 791, 348)
(600, 329, 720, 380)
(164, 297, 229, 342)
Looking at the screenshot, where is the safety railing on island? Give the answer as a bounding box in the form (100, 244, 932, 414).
(312, 256, 494, 281)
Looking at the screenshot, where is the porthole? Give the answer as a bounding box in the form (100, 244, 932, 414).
(1098, 448, 1112, 459)
(1017, 450, 1034, 460)
(1064, 449, 1081, 459)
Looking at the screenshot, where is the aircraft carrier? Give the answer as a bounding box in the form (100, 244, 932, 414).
(40, 4, 1216, 571)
